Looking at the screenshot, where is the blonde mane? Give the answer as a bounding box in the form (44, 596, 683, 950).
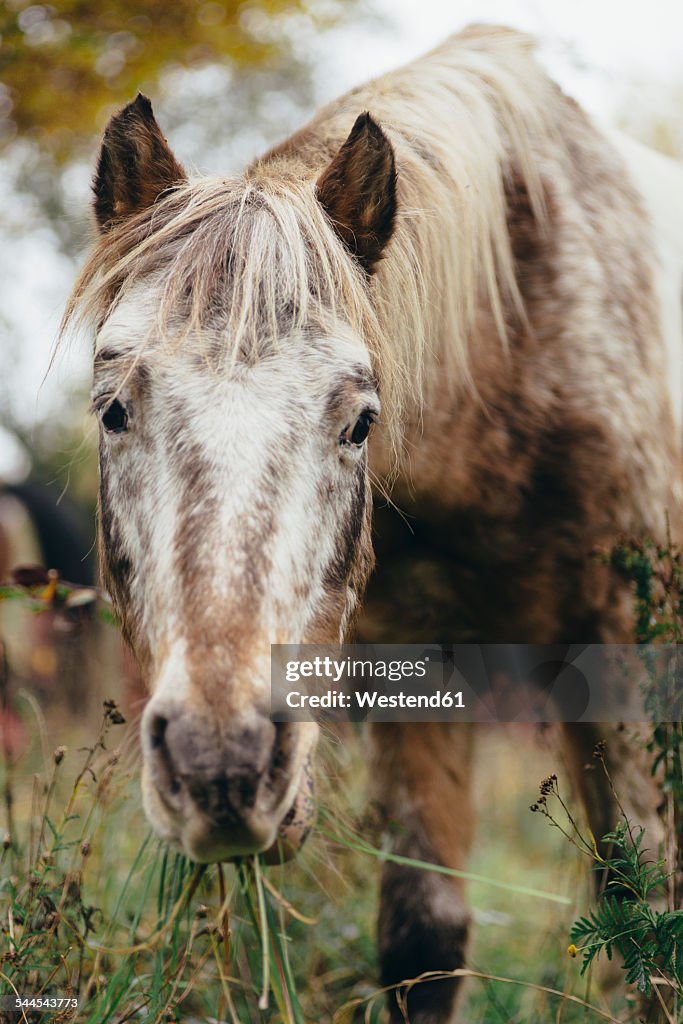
(64, 25, 564, 447)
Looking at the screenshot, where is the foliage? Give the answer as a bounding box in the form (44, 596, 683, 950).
(0, 0, 367, 483)
(534, 770, 683, 1009)
(602, 532, 683, 645)
(0, 0, 354, 156)
(0, 696, 312, 1022)
(0, 565, 106, 617)
(569, 822, 682, 996)
(604, 534, 683, 886)
(530, 533, 683, 1015)
(0, 566, 116, 628)
(0, 650, 616, 1022)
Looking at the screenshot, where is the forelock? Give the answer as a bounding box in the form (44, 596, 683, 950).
(65, 173, 381, 368)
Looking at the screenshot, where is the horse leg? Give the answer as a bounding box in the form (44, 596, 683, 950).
(370, 722, 475, 1024)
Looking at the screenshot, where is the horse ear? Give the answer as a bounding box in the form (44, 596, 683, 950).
(93, 94, 186, 233)
(316, 112, 397, 273)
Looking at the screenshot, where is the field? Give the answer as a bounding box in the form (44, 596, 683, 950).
(0, 684, 629, 1024)
(2, 1, 683, 1021)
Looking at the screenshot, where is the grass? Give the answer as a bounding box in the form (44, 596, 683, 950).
(0, 571, 640, 1022)
(0, 684, 629, 1024)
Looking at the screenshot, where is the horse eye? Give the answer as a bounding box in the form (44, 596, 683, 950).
(101, 399, 128, 433)
(349, 412, 373, 445)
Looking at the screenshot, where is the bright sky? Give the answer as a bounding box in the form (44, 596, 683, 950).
(318, 0, 683, 120)
(1, 0, 682, 478)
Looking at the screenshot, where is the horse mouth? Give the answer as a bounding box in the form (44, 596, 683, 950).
(262, 755, 316, 864)
(193, 761, 316, 864)
(142, 752, 316, 864)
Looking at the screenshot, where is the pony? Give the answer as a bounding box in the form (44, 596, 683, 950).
(63, 25, 683, 1022)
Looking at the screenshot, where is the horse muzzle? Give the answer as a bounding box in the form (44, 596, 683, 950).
(140, 700, 317, 862)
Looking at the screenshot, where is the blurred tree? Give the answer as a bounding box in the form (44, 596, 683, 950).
(0, 0, 353, 156)
(0, 0, 371, 495)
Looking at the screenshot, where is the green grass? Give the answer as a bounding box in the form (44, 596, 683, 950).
(0, 702, 628, 1024)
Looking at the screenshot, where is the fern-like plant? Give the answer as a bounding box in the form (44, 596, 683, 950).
(569, 821, 683, 997)
(531, 769, 683, 1006)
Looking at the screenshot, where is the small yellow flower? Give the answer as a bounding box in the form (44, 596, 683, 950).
(40, 577, 58, 602)
(567, 944, 578, 958)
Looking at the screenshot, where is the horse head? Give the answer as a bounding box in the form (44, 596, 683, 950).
(80, 95, 396, 862)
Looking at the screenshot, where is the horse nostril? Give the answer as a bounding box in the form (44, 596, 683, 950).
(146, 711, 182, 799)
(270, 721, 297, 781)
(149, 715, 168, 750)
